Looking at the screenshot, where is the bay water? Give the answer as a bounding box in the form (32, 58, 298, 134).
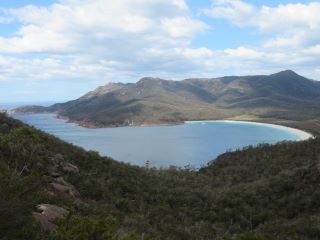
(12, 113, 300, 168)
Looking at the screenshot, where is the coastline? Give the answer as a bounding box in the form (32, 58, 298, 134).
(53, 115, 316, 140)
(10, 112, 314, 140)
(185, 120, 314, 141)
(55, 113, 184, 128)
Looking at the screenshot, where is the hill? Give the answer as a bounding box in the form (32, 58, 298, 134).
(12, 70, 320, 133)
(1, 113, 320, 239)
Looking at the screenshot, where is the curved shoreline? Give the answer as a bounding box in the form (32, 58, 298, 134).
(11, 112, 314, 141)
(185, 120, 314, 141)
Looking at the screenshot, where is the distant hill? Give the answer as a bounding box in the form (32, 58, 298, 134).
(12, 70, 320, 132)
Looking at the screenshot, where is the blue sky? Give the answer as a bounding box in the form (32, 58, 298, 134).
(0, 0, 319, 103)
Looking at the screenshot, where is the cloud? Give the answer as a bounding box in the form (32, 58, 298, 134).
(204, 0, 255, 27)
(161, 17, 208, 38)
(1, 0, 207, 54)
(224, 47, 263, 59)
(0, 0, 216, 85)
(0, 0, 319, 99)
(199, 0, 320, 79)
(204, 1, 320, 50)
(205, 1, 320, 32)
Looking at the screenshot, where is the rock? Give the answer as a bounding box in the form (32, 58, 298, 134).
(51, 182, 72, 193)
(62, 162, 79, 173)
(48, 153, 79, 176)
(51, 177, 80, 197)
(0, 123, 9, 128)
(47, 154, 62, 175)
(53, 153, 64, 163)
(54, 176, 69, 185)
(50, 172, 60, 178)
(33, 204, 68, 231)
(0, 110, 7, 116)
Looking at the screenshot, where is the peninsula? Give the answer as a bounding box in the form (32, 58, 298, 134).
(12, 70, 320, 134)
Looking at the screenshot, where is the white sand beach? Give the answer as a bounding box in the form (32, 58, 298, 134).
(185, 120, 314, 141)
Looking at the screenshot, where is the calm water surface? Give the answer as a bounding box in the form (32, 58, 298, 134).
(11, 113, 300, 168)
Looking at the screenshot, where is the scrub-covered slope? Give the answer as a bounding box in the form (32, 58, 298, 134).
(1, 113, 320, 239)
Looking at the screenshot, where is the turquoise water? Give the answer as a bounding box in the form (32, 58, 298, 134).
(11, 113, 300, 168)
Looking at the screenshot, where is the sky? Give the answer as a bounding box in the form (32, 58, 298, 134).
(0, 0, 319, 103)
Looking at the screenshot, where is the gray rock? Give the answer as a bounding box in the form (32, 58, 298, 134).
(33, 204, 68, 231)
(62, 162, 79, 173)
(51, 177, 80, 197)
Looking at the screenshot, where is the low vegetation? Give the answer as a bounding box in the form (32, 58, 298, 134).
(1, 113, 320, 239)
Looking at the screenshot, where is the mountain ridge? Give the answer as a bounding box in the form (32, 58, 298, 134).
(11, 70, 320, 133)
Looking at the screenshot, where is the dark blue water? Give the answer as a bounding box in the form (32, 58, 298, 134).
(11, 113, 301, 168)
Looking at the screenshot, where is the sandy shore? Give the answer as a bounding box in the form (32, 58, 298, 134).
(185, 120, 314, 141)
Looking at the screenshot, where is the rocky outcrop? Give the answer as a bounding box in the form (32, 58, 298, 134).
(47, 154, 81, 201)
(51, 177, 80, 198)
(48, 154, 80, 177)
(62, 162, 79, 173)
(33, 204, 68, 231)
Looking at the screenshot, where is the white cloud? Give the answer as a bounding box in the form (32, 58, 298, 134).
(0, 0, 209, 90)
(0, 0, 216, 84)
(161, 17, 208, 38)
(224, 47, 263, 59)
(0, 16, 12, 24)
(205, 1, 320, 50)
(0, 0, 207, 54)
(303, 45, 320, 56)
(178, 47, 214, 59)
(200, 1, 320, 79)
(315, 69, 320, 75)
(0, 8, 13, 24)
(0, 0, 319, 96)
(205, 1, 320, 32)
(204, 0, 255, 27)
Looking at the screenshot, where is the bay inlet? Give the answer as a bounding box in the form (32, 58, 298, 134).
(12, 113, 309, 168)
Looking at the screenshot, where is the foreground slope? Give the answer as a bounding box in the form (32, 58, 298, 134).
(12, 70, 320, 133)
(1, 113, 320, 239)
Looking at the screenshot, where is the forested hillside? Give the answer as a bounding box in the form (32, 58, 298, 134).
(1, 113, 320, 239)
(12, 70, 320, 133)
